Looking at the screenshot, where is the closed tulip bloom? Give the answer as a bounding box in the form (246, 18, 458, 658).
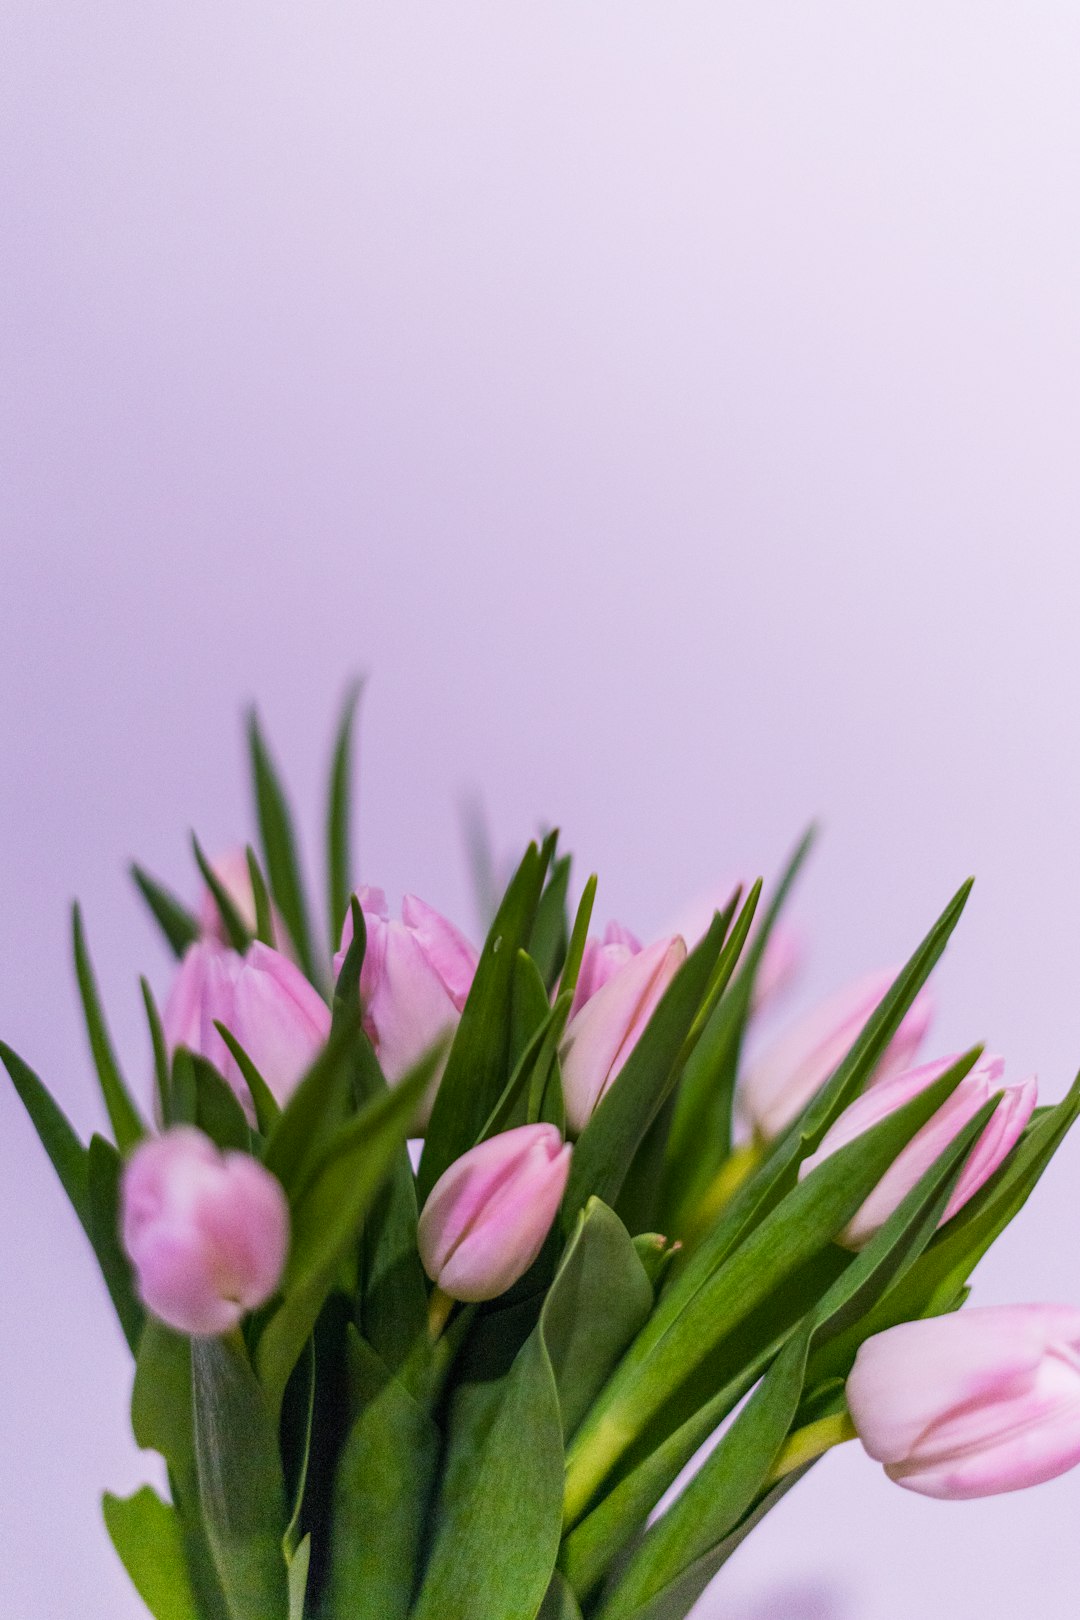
(418, 1124, 572, 1301)
(740, 970, 934, 1142)
(163, 940, 330, 1117)
(799, 1053, 1036, 1250)
(846, 1304, 1080, 1498)
(121, 1126, 289, 1337)
(569, 921, 642, 1018)
(197, 846, 288, 952)
(335, 887, 478, 1124)
(560, 935, 687, 1136)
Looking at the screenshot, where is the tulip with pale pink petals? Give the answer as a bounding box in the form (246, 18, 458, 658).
(163, 939, 330, 1118)
(740, 969, 934, 1142)
(798, 1052, 1036, 1250)
(121, 1125, 289, 1337)
(197, 846, 286, 948)
(335, 887, 478, 1126)
(846, 1304, 1080, 1498)
(418, 1123, 572, 1302)
(666, 881, 804, 1014)
(559, 934, 688, 1136)
(569, 921, 643, 1018)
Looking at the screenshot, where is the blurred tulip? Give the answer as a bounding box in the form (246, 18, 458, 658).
(740, 969, 934, 1141)
(163, 940, 330, 1117)
(418, 1123, 571, 1301)
(121, 1125, 289, 1336)
(335, 887, 478, 1125)
(665, 880, 804, 1014)
(196, 846, 289, 952)
(846, 1304, 1080, 1498)
(570, 921, 642, 1017)
(560, 935, 687, 1136)
(798, 1052, 1036, 1249)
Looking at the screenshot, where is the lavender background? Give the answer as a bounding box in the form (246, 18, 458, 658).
(3, 5, 1080, 1615)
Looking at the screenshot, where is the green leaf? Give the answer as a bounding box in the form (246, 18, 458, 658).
(130, 864, 201, 958)
(192, 834, 252, 953)
(325, 680, 364, 951)
(418, 836, 554, 1202)
(191, 1055, 252, 1153)
(563, 1049, 975, 1523)
(631, 1233, 680, 1293)
(512, 948, 555, 1074)
(132, 1321, 194, 1478)
(260, 1007, 362, 1201)
(191, 1335, 289, 1620)
(322, 1331, 439, 1620)
(596, 1087, 996, 1619)
(558, 875, 598, 1006)
(87, 1133, 144, 1353)
(410, 1322, 564, 1620)
(542, 1198, 654, 1441)
(103, 1485, 200, 1620)
(73, 903, 146, 1153)
(531, 852, 572, 991)
(1, 1040, 90, 1233)
(538, 1572, 584, 1620)
(288, 1535, 311, 1620)
(140, 978, 171, 1126)
(256, 1052, 437, 1412)
(216, 1026, 281, 1135)
(248, 710, 318, 986)
(281, 1343, 315, 1559)
(246, 846, 278, 949)
(562, 911, 730, 1228)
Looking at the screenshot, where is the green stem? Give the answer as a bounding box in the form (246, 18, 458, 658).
(766, 1410, 858, 1485)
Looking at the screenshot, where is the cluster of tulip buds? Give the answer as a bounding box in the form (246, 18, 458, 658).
(7, 698, 1080, 1620)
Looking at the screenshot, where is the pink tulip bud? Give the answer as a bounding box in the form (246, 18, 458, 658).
(740, 970, 934, 1142)
(846, 1304, 1080, 1498)
(163, 940, 330, 1118)
(559, 935, 687, 1136)
(197, 847, 290, 954)
(798, 1053, 1036, 1250)
(418, 1124, 572, 1301)
(665, 881, 804, 1014)
(334, 887, 479, 1126)
(121, 1126, 289, 1336)
(570, 921, 643, 1018)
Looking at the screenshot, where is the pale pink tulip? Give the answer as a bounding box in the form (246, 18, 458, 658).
(197, 846, 285, 948)
(740, 970, 934, 1141)
(798, 1052, 1035, 1249)
(163, 940, 330, 1117)
(847, 1304, 1080, 1498)
(121, 1126, 289, 1336)
(559, 935, 687, 1136)
(570, 921, 642, 1018)
(335, 887, 478, 1125)
(418, 1124, 572, 1301)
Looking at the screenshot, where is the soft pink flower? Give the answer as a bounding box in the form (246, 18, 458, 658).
(197, 846, 288, 951)
(798, 1052, 1036, 1249)
(559, 935, 687, 1136)
(121, 1126, 289, 1336)
(740, 969, 934, 1141)
(335, 887, 478, 1126)
(570, 921, 643, 1018)
(163, 940, 330, 1117)
(847, 1304, 1080, 1498)
(418, 1123, 571, 1302)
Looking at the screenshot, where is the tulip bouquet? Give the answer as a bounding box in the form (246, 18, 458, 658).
(7, 689, 1080, 1620)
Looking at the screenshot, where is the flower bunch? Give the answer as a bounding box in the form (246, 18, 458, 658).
(6, 690, 1080, 1620)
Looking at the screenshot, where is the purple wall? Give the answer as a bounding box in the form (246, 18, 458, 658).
(3, 6, 1080, 1615)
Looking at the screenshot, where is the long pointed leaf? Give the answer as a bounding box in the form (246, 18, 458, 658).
(130, 864, 200, 958)
(73, 903, 146, 1152)
(325, 679, 364, 950)
(248, 710, 318, 985)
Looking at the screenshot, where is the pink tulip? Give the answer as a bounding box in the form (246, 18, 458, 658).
(740, 970, 934, 1142)
(197, 846, 288, 952)
(163, 940, 330, 1117)
(121, 1126, 289, 1336)
(335, 887, 479, 1125)
(418, 1124, 572, 1301)
(664, 881, 804, 1014)
(798, 1053, 1036, 1250)
(570, 921, 643, 1018)
(559, 935, 687, 1136)
(846, 1304, 1080, 1498)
